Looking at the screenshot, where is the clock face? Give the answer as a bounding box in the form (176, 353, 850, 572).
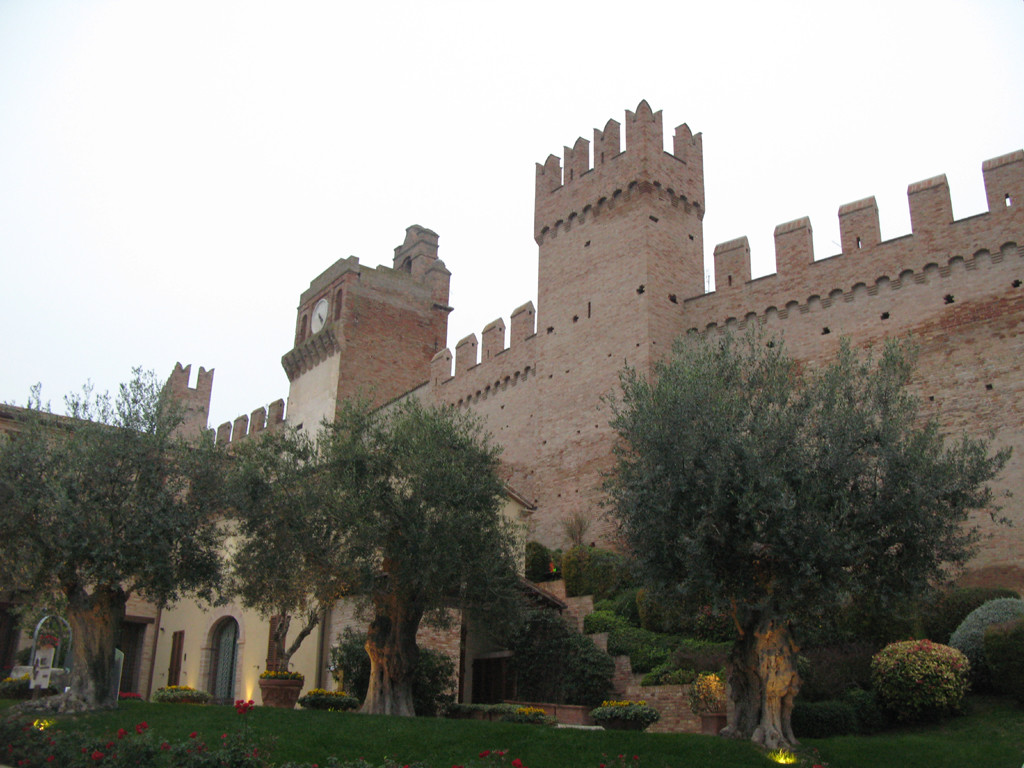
(310, 298, 329, 333)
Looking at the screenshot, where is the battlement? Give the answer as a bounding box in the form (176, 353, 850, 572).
(534, 101, 704, 243)
(163, 363, 214, 440)
(703, 148, 1024, 309)
(431, 301, 537, 396)
(214, 398, 286, 448)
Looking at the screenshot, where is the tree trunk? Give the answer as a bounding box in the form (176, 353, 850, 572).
(66, 584, 127, 709)
(361, 594, 422, 716)
(720, 615, 800, 749)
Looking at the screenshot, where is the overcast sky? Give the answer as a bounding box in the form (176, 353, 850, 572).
(2, 1, 1022, 430)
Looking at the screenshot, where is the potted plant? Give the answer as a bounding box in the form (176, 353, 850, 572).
(589, 699, 660, 731)
(258, 669, 305, 709)
(688, 671, 727, 735)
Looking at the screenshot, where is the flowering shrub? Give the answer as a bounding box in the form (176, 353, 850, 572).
(687, 672, 726, 714)
(152, 685, 212, 704)
(259, 669, 304, 680)
(499, 706, 555, 725)
(871, 639, 970, 722)
(0, 716, 271, 767)
(590, 700, 661, 730)
(0, 673, 32, 699)
(297, 689, 360, 711)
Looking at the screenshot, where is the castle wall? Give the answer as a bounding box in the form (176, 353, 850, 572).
(423, 105, 1024, 589)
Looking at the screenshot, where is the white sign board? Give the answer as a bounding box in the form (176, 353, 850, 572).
(30, 646, 55, 689)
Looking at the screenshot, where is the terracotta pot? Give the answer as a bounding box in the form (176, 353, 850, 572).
(699, 711, 727, 735)
(258, 678, 303, 709)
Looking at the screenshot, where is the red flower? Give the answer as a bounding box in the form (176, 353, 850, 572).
(512, 760, 523, 768)
(189, 731, 197, 738)
(160, 742, 170, 751)
(91, 750, 104, 761)
(479, 751, 491, 758)
(116, 729, 127, 739)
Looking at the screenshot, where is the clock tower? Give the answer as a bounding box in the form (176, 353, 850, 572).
(281, 225, 451, 433)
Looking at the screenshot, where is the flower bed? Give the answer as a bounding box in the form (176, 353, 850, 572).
(152, 685, 211, 704)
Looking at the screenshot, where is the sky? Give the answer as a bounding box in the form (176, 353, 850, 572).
(1, 1, 1022, 430)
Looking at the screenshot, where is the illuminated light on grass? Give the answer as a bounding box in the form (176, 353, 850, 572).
(32, 719, 54, 731)
(766, 749, 798, 764)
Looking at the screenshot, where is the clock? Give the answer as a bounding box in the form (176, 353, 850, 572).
(310, 298, 329, 333)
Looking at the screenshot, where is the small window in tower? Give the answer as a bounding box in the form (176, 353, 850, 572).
(636, 285, 645, 295)
(821, 326, 831, 335)
(547, 326, 554, 334)
(727, 275, 732, 287)
(944, 294, 955, 304)
(587, 301, 591, 318)
(649, 215, 659, 223)
(986, 383, 994, 390)
(573, 315, 579, 323)
(584, 240, 591, 247)
(881, 311, 890, 320)
(856, 236, 862, 249)
(1006, 193, 1013, 207)
(298, 314, 308, 344)
(669, 294, 677, 304)
(335, 289, 344, 320)
(1013, 279, 1022, 288)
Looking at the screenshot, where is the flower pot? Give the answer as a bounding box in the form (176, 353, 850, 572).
(699, 712, 727, 735)
(600, 717, 647, 731)
(258, 678, 303, 709)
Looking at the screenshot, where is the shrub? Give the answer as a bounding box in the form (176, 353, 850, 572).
(525, 541, 559, 583)
(922, 586, 1020, 644)
(607, 588, 642, 625)
(842, 687, 887, 733)
(561, 546, 629, 600)
(797, 643, 876, 702)
(590, 699, 660, 730)
(688, 671, 726, 714)
(329, 629, 456, 716)
(949, 597, 1024, 690)
(871, 639, 969, 723)
(0, 674, 31, 699)
(640, 662, 696, 686)
(297, 688, 360, 711)
(152, 685, 211, 704)
(791, 698, 858, 737)
(583, 610, 629, 635)
(669, 639, 730, 674)
(983, 617, 1024, 704)
(509, 607, 614, 707)
(500, 705, 556, 725)
(636, 587, 689, 634)
(692, 604, 733, 642)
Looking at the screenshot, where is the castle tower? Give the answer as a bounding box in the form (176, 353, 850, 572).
(523, 102, 706, 542)
(534, 100, 705, 361)
(282, 225, 451, 432)
(163, 363, 214, 440)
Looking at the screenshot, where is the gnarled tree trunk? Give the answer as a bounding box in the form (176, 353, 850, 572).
(721, 614, 800, 749)
(30, 583, 127, 712)
(361, 594, 423, 716)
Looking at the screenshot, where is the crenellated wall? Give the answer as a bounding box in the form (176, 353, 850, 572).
(421, 105, 1024, 583)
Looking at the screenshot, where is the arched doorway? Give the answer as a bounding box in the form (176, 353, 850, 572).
(208, 617, 238, 704)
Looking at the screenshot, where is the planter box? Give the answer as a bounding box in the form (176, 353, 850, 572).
(258, 678, 303, 709)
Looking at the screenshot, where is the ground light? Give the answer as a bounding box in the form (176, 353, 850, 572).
(766, 749, 798, 764)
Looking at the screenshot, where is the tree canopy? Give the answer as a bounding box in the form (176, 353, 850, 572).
(0, 371, 227, 710)
(606, 330, 1009, 747)
(228, 397, 524, 715)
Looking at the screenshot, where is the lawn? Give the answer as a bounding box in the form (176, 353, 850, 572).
(2, 696, 1022, 768)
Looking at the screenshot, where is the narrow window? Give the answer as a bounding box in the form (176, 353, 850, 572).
(334, 289, 344, 320)
(856, 236, 862, 249)
(1006, 193, 1013, 207)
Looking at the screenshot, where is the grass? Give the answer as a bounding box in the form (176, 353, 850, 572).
(2, 696, 1022, 767)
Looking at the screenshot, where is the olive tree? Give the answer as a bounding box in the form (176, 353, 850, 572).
(0, 372, 226, 710)
(229, 397, 523, 716)
(606, 330, 1008, 748)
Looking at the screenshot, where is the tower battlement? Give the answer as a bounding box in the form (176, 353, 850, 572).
(214, 398, 286, 447)
(534, 101, 704, 244)
(163, 363, 214, 440)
